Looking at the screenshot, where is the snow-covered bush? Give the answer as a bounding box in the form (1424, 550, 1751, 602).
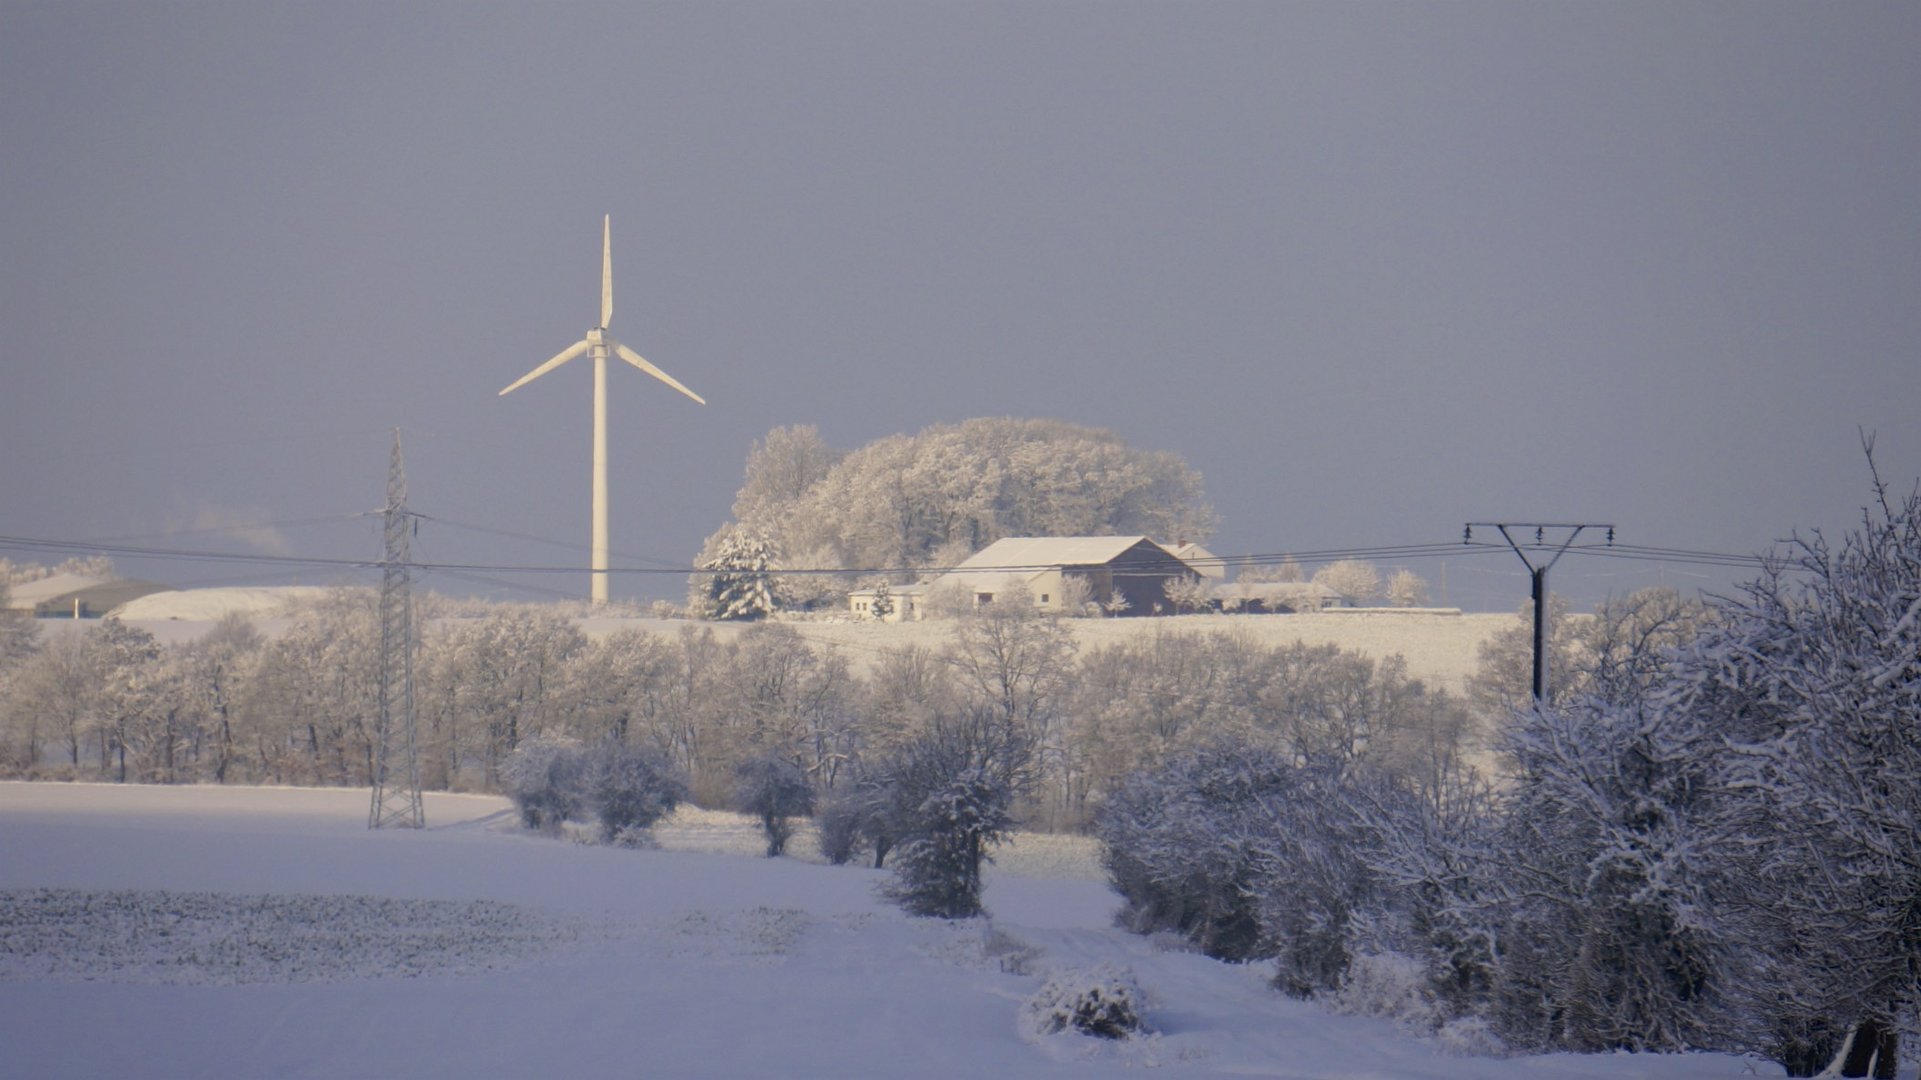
(1095, 739, 1295, 962)
(1022, 964, 1154, 1040)
(506, 738, 687, 844)
(815, 774, 905, 868)
(1483, 694, 1724, 1055)
(1436, 1016, 1506, 1058)
(589, 743, 688, 844)
(732, 754, 815, 857)
(501, 736, 588, 833)
(1098, 737, 1431, 999)
(814, 794, 864, 865)
(1333, 950, 1441, 1033)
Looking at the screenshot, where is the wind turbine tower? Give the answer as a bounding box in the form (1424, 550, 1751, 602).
(500, 216, 706, 605)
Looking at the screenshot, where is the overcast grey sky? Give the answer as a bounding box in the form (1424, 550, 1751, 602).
(3, 2, 1917, 611)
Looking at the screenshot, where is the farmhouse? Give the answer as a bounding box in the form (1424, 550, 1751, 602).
(851, 536, 1198, 619)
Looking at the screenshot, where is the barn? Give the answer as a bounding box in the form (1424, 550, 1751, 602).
(928, 536, 1197, 616)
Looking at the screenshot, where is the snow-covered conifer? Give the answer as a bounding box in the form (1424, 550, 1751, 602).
(695, 527, 783, 621)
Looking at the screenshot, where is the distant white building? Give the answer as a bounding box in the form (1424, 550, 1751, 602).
(846, 582, 927, 623)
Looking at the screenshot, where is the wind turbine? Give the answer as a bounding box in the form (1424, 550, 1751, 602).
(500, 215, 705, 606)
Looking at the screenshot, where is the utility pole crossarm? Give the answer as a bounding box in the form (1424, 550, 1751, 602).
(1464, 521, 1614, 707)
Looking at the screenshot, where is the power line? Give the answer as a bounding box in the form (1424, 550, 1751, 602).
(0, 530, 1781, 585)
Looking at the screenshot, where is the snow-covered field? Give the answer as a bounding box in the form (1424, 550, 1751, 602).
(0, 782, 1779, 1079)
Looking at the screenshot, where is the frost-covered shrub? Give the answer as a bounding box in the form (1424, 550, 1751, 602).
(1333, 950, 1441, 1033)
(1097, 738, 1394, 998)
(502, 736, 587, 833)
(589, 743, 688, 844)
(733, 754, 815, 857)
(1022, 964, 1154, 1041)
(1436, 1016, 1506, 1058)
(814, 794, 864, 865)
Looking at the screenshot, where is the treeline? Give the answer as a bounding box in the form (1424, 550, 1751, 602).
(1095, 482, 1921, 1078)
(0, 589, 1476, 831)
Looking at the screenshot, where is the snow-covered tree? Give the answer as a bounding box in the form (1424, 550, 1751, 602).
(1313, 560, 1382, 607)
(730, 424, 845, 528)
(237, 588, 380, 786)
(880, 711, 1035, 918)
(711, 418, 1216, 578)
(588, 742, 688, 844)
(419, 608, 583, 788)
(868, 581, 894, 620)
(501, 735, 587, 833)
(733, 752, 815, 857)
(3, 629, 95, 775)
(1160, 574, 1212, 614)
(170, 614, 262, 784)
(90, 618, 167, 783)
(1671, 471, 1921, 1077)
(1386, 569, 1429, 608)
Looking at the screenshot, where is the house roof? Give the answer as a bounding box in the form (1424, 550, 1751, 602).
(1166, 541, 1226, 579)
(950, 536, 1156, 573)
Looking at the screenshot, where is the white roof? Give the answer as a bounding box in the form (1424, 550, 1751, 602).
(950, 536, 1155, 573)
(1166, 541, 1226, 579)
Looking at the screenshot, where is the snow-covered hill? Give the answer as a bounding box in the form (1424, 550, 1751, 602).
(0, 783, 1776, 1079)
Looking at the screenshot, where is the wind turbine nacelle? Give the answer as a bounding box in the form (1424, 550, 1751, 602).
(586, 326, 607, 344)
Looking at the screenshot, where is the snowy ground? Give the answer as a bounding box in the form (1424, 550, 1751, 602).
(0, 782, 1782, 1079)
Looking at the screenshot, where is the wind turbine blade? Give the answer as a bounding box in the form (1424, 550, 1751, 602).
(612, 340, 706, 405)
(499, 339, 591, 396)
(600, 215, 613, 329)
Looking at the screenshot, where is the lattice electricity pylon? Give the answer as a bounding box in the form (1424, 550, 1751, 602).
(369, 430, 425, 829)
